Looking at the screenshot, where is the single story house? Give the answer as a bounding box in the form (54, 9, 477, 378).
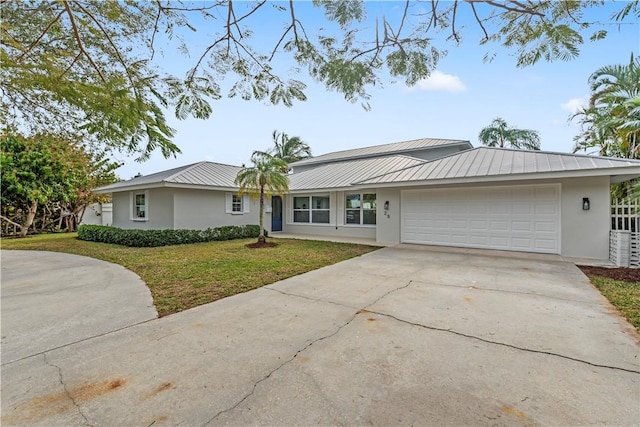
(95, 137, 640, 262)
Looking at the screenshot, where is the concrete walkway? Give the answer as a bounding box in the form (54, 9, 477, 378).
(1, 247, 638, 426)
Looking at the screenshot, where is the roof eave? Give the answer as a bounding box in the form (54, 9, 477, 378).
(93, 181, 240, 194)
(289, 186, 356, 193)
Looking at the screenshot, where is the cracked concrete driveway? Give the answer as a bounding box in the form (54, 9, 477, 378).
(1, 247, 639, 426)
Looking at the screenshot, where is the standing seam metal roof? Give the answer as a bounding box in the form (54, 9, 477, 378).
(95, 161, 243, 192)
(288, 155, 426, 191)
(356, 147, 640, 184)
(289, 137, 470, 167)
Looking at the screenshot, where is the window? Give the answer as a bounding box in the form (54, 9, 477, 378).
(346, 193, 376, 225)
(226, 193, 249, 214)
(131, 191, 149, 221)
(293, 195, 330, 224)
(232, 194, 242, 212)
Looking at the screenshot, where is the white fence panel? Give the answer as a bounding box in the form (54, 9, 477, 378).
(610, 198, 639, 268)
(631, 232, 640, 268)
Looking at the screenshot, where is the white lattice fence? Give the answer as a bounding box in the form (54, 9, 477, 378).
(631, 232, 640, 268)
(610, 198, 640, 268)
(611, 198, 639, 232)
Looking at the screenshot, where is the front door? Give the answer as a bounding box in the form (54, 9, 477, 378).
(271, 196, 282, 232)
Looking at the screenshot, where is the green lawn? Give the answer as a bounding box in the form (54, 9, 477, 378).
(587, 275, 640, 331)
(1, 233, 379, 316)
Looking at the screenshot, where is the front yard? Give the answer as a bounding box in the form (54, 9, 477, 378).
(1, 233, 379, 316)
(579, 266, 640, 330)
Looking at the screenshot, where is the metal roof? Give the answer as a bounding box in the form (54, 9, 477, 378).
(289, 137, 471, 167)
(96, 161, 242, 192)
(289, 155, 426, 191)
(96, 147, 640, 194)
(356, 147, 640, 185)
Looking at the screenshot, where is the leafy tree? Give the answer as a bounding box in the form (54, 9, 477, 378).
(478, 117, 541, 150)
(1, 1, 637, 159)
(256, 130, 312, 172)
(0, 133, 119, 236)
(58, 152, 120, 232)
(573, 55, 640, 159)
(572, 55, 640, 198)
(235, 152, 289, 245)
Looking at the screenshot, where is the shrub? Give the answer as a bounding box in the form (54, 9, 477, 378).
(77, 224, 267, 247)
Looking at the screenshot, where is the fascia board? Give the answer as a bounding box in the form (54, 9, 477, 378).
(94, 182, 240, 194)
(289, 186, 354, 194)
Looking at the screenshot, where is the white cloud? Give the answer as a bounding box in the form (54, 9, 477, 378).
(561, 96, 588, 114)
(411, 71, 467, 93)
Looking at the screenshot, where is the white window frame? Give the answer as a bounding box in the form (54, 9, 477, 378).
(232, 194, 243, 213)
(226, 193, 250, 215)
(345, 193, 377, 226)
(292, 194, 331, 225)
(130, 190, 149, 221)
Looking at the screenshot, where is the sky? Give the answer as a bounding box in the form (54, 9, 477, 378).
(115, 1, 640, 180)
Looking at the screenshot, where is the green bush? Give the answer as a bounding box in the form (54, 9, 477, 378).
(77, 224, 266, 247)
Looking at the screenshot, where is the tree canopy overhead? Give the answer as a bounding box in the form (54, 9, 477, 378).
(2, 1, 637, 161)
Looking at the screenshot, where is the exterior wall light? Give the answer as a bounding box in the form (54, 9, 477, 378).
(582, 197, 590, 211)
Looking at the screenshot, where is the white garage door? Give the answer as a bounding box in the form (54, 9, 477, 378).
(402, 184, 560, 254)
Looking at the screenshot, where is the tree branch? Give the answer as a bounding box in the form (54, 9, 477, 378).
(470, 2, 489, 42)
(150, 0, 163, 61)
(229, 0, 266, 26)
(269, 24, 293, 61)
(0, 215, 23, 229)
(481, 0, 544, 17)
(61, 1, 106, 83)
(289, 0, 299, 42)
(452, 0, 460, 43)
(396, 0, 410, 39)
(17, 9, 64, 61)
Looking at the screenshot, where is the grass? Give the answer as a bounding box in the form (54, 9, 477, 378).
(585, 275, 640, 331)
(1, 233, 379, 316)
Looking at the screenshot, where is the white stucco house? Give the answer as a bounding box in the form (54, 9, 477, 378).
(95, 137, 640, 263)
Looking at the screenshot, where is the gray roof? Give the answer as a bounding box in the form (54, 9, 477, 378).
(96, 161, 242, 193)
(289, 155, 425, 191)
(356, 147, 640, 185)
(290, 137, 471, 167)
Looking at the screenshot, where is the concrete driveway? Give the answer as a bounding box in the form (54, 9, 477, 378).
(1, 250, 157, 363)
(1, 247, 639, 426)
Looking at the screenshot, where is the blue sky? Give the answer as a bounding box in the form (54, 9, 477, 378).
(116, 1, 640, 179)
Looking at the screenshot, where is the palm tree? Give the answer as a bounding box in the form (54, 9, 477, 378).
(574, 54, 640, 159)
(478, 117, 541, 150)
(255, 130, 312, 172)
(235, 152, 289, 245)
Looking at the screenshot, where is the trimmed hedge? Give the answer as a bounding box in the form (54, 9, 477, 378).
(77, 224, 266, 247)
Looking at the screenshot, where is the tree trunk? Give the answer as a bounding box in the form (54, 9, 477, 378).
(258, 186, 265, 243)
(19, 200, 38, 237)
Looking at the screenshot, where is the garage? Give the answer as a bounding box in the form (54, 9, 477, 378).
(401, 184, 560, 254)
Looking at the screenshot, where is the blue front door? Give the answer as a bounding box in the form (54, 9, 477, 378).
(271, 196, 282, 232)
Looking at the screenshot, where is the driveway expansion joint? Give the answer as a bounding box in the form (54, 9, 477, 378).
(204, 280, 415, 425)
(368, 310, 640, 375)
(2, 317, 159, 367)
(43, 352, 92, 426)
